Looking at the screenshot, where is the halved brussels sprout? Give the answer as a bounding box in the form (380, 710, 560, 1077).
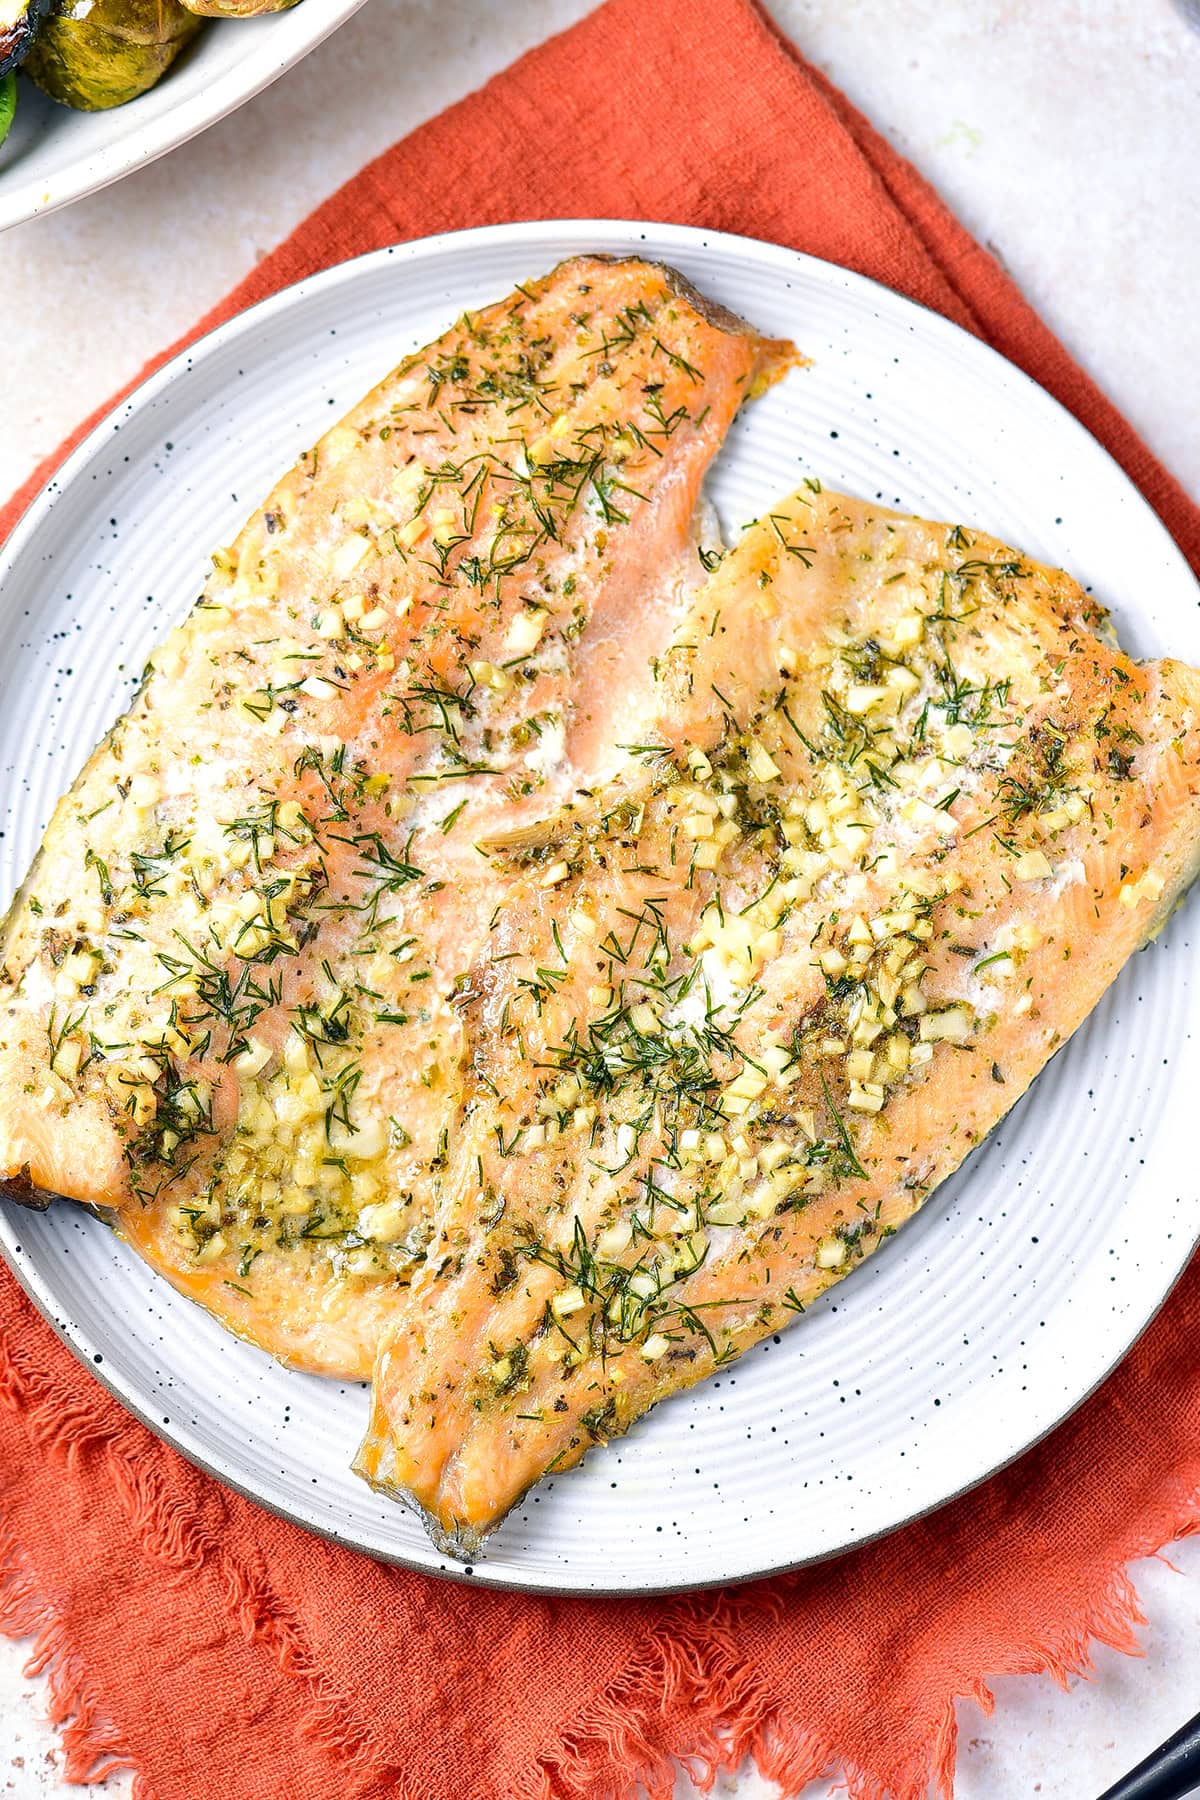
(24, 0, 204, 110)
(0, 0, 53, 76)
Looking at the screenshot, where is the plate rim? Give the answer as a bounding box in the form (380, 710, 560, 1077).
(1, 216, 1197, 1595)
(0, 0, 369, 234)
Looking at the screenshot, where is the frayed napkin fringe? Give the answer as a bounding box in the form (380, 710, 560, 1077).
(0, 1540, 1178, 1800)
(520, 1604, 821, 1800)
(519, 1525, 1200, 1800)
(0, 1528, 144, 1794)
(0, 1316, 417, 1800)
(1, 1256, 1199, 1798)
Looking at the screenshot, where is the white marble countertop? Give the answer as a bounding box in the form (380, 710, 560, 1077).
(2, 2, 1199, 1795)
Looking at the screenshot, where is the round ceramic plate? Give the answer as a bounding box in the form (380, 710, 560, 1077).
(0, 0, 367, 232)
(1, 222, 1197, 1594)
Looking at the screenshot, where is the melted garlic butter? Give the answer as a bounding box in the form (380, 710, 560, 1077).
(30, 450, 684, 1271)
(472, 552, 1153, 1383)
(28, 521, 1156, 1315)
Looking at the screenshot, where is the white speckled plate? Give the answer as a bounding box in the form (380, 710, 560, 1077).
(0, 0, 367, 232)
(2, 222, 1198, 1594)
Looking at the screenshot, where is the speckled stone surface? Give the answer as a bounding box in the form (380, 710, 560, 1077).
(2, 1, 1199, 1794)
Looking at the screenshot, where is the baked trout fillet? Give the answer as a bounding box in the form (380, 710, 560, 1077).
(0, 257, 793, 1377)
(357, 487, 1200, 1555)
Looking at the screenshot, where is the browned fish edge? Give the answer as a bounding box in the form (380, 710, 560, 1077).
(0, 1165, 53, 1211)
(355, 1459, 487, 1562)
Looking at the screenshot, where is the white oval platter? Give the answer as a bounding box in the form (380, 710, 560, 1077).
(0, 0, 367, 232)
(1, 220, 1197, 1593)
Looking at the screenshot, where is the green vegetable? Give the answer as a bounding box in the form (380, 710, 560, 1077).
(24, 0, 204, 111)
(0, 72, 14, 146)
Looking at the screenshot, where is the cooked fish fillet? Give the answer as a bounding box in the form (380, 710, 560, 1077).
(356, 487, 1200, 1555)
(0, 257, 794, 1377)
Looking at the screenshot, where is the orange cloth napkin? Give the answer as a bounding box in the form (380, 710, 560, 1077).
(2, 4, 1198, 1797)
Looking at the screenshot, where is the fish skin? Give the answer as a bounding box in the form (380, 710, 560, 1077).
(355, 488, 1200, 1556)
(0, 257, 794, 1378)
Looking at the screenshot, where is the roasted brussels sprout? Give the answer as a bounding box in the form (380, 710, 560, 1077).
(24, 0, 203, 110)
(0, 0, 52, 76)
(179, 0, 298, 14)
(0, 70, 15, 145)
